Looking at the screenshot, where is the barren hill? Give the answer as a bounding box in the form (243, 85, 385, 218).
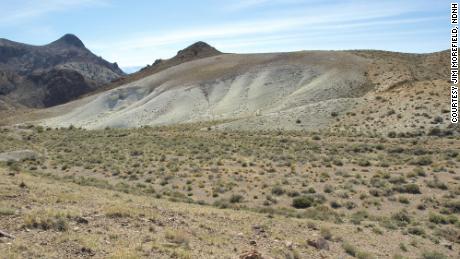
(98, 41, 222, 92)
(40, 44, 452, 135)
(0, 34, 124, 109)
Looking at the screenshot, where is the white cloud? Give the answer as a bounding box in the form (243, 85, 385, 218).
(85, 0, 443, 67)
(225, 0, 311, 11)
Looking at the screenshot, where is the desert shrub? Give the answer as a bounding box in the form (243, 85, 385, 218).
(443, 200, 460, 213)
(229, 194, 244, 203)
(407, 226, 425, 236)
(287, 191, 300, 197)
(393, 184, 421, 194)
(6, 160, 21, 172)
(388, 131, 397, 138)
(320, 227, 332, 240)
(330, 200, 342, 209)
(428, 213, 448, 225)
(350, 210, 369, 225)
(342, 242, 358, 256)
(391, 210, 411, 227)
(24, 209, 70, 231)
(358, 160, 371, 167)
(104, 205, 132, 218)
(411, 156, 432, 166)
(324, 184, 334, 193)
(421, 251, 447, 259)
(292, 196, 314, 209)
(389, 176, 406, 184)
(165, 228, 189, 246)
(344, 201, 357, 210)
(302, 206, 341, 222)
(426, 179, 448, 190)
(271, 186, 285, 196)
(428, 127, 442, 136)
(398, 196, 410, 204)
(342, 242, 375, 259)
(213, 199, 230, 209)
(413, 167, 426, 177)
(0, 207, 15, 216)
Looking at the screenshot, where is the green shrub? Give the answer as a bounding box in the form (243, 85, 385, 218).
(0, 207, 15, 216)
(391, 210, 411, 227)
(271, 186, 285, 196)
(421, 251, 447, 259)
(292, 196, 314, 209)
(428, 213, 448, 225)
(411, 156, 432, 166)
(407, 227, 425, 236)
(342, 242, 358, 256)
(24, 210, 69, 231)
(229, 194, 244, 203)
(393, 184, 421, 194)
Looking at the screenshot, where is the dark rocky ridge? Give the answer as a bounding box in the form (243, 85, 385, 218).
(0, 34, 124, 109)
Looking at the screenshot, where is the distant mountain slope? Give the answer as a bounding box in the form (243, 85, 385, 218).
(41, 46, 452, 135)
(99, 41, 222, 92)
(0, 34, 124, 108)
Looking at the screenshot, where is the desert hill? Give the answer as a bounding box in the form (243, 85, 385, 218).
(97, 41, 222, 93)
(40, 44, 453, 136)
(0, 34, 124, 109)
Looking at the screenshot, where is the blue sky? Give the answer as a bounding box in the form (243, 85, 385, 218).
(0, 0, 448, 71)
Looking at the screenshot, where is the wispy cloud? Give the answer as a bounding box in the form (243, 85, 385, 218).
(226, 0, 307, 11)
(0, 0, 108, 26)
(89, 1, 437, 56)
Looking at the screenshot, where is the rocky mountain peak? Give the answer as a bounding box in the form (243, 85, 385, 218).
(176, 41, 221, 60)
(49, 34, 85, 48)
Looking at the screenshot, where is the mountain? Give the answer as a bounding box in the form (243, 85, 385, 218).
(100, 41, 222, 92)
(40, 44, 454, 136)
(0, 34, 124, 109)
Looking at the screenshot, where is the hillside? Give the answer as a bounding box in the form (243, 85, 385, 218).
(0, 124, 458, 258)
(96, 41, 222, 93)
(1, 45, 458, 258)
(0, 34, 124, 109)
(40, 46, 454, 136)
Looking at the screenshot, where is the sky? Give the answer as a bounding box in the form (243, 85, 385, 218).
(0, 0, 449, 72)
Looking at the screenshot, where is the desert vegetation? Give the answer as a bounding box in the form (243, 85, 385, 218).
(0, 123, 458, 258)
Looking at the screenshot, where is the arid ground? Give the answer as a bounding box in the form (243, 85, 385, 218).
(0, 123, 459, 258)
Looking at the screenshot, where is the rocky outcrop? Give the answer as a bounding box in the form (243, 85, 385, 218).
(0, 34, 125, 108)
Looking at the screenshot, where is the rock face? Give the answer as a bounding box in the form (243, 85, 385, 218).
(0, 34, 124, 108)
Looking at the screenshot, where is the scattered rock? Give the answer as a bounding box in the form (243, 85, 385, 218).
(252, 225, 266, 235)
(0, 229, 15, 239)
(0, 150, 39, 162)
(249, 240, 257, 246)
(75, 216, 89, 224)
(285, 240, 293, 249)
(440, 241, 453, 250)
(240, 250, 263, 259)
(78, 247, 95, 256)
(307, 237, 330, 250)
